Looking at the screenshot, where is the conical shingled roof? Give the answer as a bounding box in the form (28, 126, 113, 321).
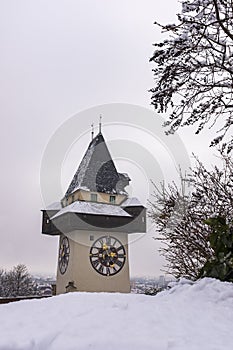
(65, 132, 130, 197)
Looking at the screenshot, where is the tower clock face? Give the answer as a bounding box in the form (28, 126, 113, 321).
(89, 236, 126, 276)
(59, 236, 70, 274)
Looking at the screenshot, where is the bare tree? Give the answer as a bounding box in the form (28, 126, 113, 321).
(0, 264, 37, 297)
(149, 151, 233, 279)
(150, 0, 233, 151)
(0, 269, 5, 296)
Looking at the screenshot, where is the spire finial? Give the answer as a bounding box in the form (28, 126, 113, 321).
(99, 114, 102, 133)
(91, 123, 94, 140)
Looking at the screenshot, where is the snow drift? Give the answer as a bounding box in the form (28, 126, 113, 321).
(0, 278, 232, 350)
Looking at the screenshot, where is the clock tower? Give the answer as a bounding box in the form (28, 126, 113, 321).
(41, 127, 146, 294)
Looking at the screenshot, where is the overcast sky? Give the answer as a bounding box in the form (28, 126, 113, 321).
(0, 0, 219, 277)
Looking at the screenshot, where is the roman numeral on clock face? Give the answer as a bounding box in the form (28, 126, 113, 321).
(115, 260, 123, 267)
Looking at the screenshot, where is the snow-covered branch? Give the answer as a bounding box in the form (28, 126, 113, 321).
(149, 150, 233, 279)
(150, 0, 233, 151)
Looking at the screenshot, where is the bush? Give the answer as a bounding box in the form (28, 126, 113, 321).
(200, 217, 233, 282)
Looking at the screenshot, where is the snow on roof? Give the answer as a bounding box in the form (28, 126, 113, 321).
(119, 172, 131, 180)
(51, 201, 132, 219)
(65, 132, 130, 197)
(45, 202, 62, 210)
(66, 139, 96, 195)
(121, 197, 144, 207)
(71, 186, 90, 194)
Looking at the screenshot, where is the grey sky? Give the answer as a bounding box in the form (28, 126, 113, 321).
(0, 1, 218, 277)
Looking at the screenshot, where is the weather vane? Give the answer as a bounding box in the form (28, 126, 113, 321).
(99, 114, 102, 133)
(91, 123, 94, 140)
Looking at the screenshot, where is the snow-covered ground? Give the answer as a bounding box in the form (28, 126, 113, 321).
(0, 278, 232, 350)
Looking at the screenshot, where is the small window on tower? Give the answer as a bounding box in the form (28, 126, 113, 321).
(91, 193, 97, 202)
(109, 195, 116, 204)
(72, 195, 75, 202)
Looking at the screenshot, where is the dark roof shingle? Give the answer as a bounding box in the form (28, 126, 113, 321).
(65, 132, 130, 196)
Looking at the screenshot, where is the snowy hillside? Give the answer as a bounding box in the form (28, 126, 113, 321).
(0, 278, 232, 350)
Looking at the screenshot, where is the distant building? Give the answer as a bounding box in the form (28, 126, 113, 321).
(37, 284, 52, 297)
